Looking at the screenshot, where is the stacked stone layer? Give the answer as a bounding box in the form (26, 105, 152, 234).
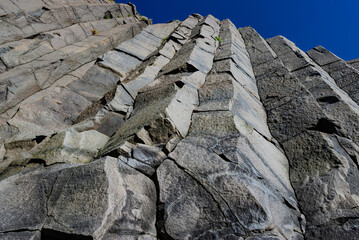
(0, 1, 359, 239)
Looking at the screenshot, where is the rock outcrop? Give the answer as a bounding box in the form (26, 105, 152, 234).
(0, 1, 358, 239)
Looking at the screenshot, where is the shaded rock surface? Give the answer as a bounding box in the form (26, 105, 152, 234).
(240, 26, 359, 240)
(0, 1, 358, 240)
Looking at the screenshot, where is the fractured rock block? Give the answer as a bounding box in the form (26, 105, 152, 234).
(0, 157, 157, 239)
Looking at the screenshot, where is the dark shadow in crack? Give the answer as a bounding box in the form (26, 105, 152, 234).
(41, 229, 93, 240)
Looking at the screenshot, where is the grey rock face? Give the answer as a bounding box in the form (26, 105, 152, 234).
(0, 157, 156, 239)
(154, 19, 302, 240)
(0, 1, 358, 239)
(348, 58, 359, 70)
(307, 46, 359, 105)
(240, 26, 359, 240)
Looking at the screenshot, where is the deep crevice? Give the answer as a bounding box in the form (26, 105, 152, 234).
(308, 118, 340, 135)
(174, 80, 185, 88)
(114, 48, 144, 62)
(41, 229, 93, 240)
(0, 228, 38, 234)
(317, 96, 340, 104)
(105, 149, 122, 158)
(27, 158, 46, 165)
(217, 153, 231, 163)
(104, 11, 113, 19)
(133, 134, 146, 144)
(151, 171, 175, 240)
(161, 63, 198, 76)
(35, 135, 47, 144)
(193, 109, 229, 113)
(282, 197, 297, 211)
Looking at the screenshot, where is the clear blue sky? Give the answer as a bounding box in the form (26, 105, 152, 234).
(117, 0, 359, 61)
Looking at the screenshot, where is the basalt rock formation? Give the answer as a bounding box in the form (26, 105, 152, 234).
(0, 1, 359, 239)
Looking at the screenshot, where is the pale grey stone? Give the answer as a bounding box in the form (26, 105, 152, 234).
(67, 65, 119, 102)
(160, 16, 220, 75)
(157, 159, 232, 239)
(98, 50, 141, 80)
(44, 157, 157, 239)
(109, 84, 134, 113)
(123, 55, 170, 98)
(0, 231, 41, 240)
(99, 21, 146, 47)
(116, 22, 179, 60)
(0, 20, 25, 45)
(212, 59, 259, 99)
(0, 156, 157, 238)
(33, 129, 109, 165)
(0, 39, 54, 68)
(99, 83, 179, 156)
(132, 143, 166, 168)
(118, 155, 155, 176)
(47, 24, 87, 50)
(167, 138, 301, 238)
(7, 87, 92, 140)
(159, 39, 182, 59)
(0, 70, 39, 114)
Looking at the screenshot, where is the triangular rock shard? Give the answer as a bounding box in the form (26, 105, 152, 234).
(0, 1, 359, 240)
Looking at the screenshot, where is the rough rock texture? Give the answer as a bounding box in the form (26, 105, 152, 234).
(0, 1, 358, 240)
(347, 58, 359, 70)
(307, 46, 359, 105)
(239, 27, 359, 240)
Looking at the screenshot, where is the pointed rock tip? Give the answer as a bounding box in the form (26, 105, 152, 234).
(220, 19, 236, 27)
(313, 45, 326, 51)
(238, 26, 257, 32)
(267, 35, 297, 47)
(203, 14, 221, 23)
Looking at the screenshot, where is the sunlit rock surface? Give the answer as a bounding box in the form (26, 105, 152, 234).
(0, 1, 358, 239)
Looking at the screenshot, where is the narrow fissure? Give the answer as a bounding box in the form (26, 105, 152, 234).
(41, 229, 93, 240)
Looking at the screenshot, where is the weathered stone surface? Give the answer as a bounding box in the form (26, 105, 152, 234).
(0, 39, 54, 68)
(0, 157, 156, 239)
(0, 231, 41, 240)
(5, 87, 92, 140)
(154, 20, 303, 240)
(67, 65, 119, 102)
(241, 26, 359, 239)
(1, 2, 359, 239)
(160, 15, 220, 75)
(116, 22, 180, 60)
(268, 36, 359, 145)
(283, 131, 359, 239)
(348, 58, 359, 70)
(108, 15, 202, 117)
(99, 50, 141, 79)
(157, 159, 236, 239)
(99, 16, 220, 156)
(307, 46, 359, 104)
(159, 136, 302, 238)
(33, 129, 109, 165)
